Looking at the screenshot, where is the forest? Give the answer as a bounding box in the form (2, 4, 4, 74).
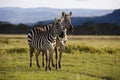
(0, 21, 120, 35)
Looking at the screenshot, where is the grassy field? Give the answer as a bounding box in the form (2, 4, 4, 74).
(0, 34, 120, 80)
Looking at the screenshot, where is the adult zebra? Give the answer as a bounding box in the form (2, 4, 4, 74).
(28, 18, 65, 71)
(41, 12, 74, 69)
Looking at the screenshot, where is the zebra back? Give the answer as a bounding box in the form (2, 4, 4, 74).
(27, 27, 45, 46)
(27, 19, 64, 49)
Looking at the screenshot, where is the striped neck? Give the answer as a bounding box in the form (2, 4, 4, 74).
(47, 33, 56, 43)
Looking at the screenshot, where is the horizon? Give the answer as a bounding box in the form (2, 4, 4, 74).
(0, 0, 120, 9)
(0, 7, 117, 10)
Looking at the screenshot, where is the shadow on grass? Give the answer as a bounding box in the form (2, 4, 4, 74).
(61, 69, 113, 80)
(0, 48, 28, 54)
(80, 73, 113, 80)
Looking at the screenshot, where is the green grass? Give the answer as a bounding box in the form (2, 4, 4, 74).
(65, 45, 120, 54)
(0, 34, 120, 80)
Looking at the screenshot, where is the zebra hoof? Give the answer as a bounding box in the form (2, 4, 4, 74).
(58, 63, 61, 68)
(30, 63, 32, 67)
(56, 67, 58, 70)
(55, 64, 58, 70)
(45, 66, 48, 71)
(52, 63, 55, 67)
(37, 65, 40, 68)
(48, 67, 51, 70)
(42, 63, 45, 67)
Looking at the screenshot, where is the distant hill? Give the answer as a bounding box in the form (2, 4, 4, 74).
(0, 7, 113, 24)
(34, 9, 120, 26)
(71, 9, 120, 26)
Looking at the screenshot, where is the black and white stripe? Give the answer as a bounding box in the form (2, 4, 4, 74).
(28, 12, 74, 70)
(36, 22, 68, 70)
(28, 19, 64, 71)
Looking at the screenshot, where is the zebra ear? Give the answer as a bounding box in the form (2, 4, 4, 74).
(54, 17, 58, 23)
(60, 12, 65, 23)
(69, 12, 72, 16)
(62, 12, 65, 17)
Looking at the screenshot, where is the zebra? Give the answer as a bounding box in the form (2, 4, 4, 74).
(56, 12, 74, 69)
(41, 12, 74, 69)
(28, 18, 65, 71)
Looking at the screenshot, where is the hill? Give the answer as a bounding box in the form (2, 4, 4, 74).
(71, 9, 120, 25)
(35, 9, 120, 26)
(0, 7, 113, 24)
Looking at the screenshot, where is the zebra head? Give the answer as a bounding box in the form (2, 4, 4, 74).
(60, 12, 74, 32)
(57, 28, 67, 46)
(52, 17, 64, 38)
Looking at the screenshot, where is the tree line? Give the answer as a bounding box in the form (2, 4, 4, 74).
(70, 22, 120, 35)
(0, 21, 120, 35)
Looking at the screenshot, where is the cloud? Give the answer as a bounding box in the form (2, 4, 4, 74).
(75, 0, 88, 1)
(0, 0, 120, 9)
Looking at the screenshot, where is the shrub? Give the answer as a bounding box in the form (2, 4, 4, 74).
(65, 44, 120, 54)
(0, 38, 10, 44)
(65, 45, 100, 54)
(6, 48, 28, 54)
(102, 48, 120, 54)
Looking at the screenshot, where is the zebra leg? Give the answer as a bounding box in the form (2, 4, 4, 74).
(42, 51, 45, 67)
(48, 49, 54, 70)
(30, 47, 34, 67)
(35, 49, 41, 68)
(55, 47, 58, 70)
(45, 50, 48, 71)
(42, 50, 53, 68)
(58, 46, 65, 68)
(51, 50, 55, 67)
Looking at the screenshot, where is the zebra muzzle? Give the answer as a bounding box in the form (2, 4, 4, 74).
(59, 31, 65, 38)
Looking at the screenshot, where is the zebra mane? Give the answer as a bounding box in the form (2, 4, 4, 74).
(36, 27, 45, 32)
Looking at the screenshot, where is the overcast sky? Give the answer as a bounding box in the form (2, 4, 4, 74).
(0, 0, 120, 9)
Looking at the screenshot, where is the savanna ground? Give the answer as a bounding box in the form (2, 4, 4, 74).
(0, 34, 120, 80)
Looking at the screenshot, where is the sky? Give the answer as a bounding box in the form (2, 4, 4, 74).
(0, 0, 120, 9)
